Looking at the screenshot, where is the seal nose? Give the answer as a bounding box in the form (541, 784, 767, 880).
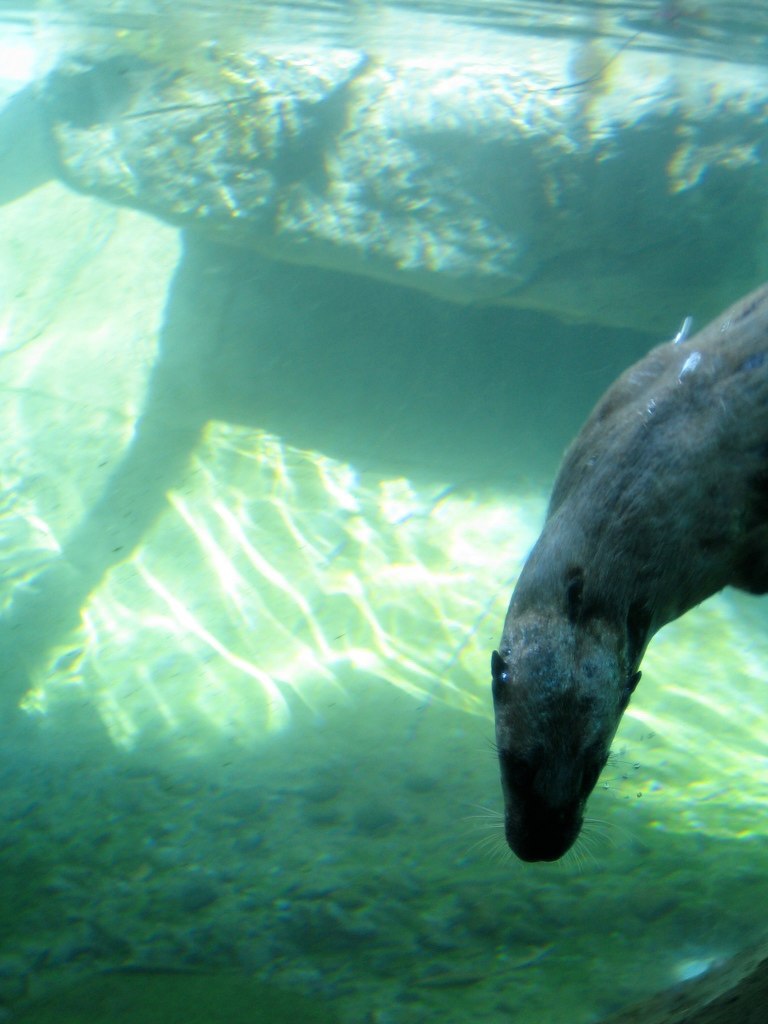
(506, 808, 582, 863)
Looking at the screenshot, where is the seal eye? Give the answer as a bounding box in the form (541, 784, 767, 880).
(491, 650, 510, 701)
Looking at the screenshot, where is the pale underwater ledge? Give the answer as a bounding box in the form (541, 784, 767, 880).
(1, 180, 768, 842)
(10, 2, 768, 337)
(0, 181, 546, 745)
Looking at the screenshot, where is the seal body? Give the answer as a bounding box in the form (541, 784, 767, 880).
(492, 282, 768, 862)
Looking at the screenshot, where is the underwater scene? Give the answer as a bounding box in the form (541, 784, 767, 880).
(0, 1, 768, 1021)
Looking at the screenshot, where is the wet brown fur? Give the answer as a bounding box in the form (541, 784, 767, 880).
(492, 282, 768, 861)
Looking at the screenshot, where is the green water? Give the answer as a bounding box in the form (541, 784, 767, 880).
(0, 3, 767, 1023)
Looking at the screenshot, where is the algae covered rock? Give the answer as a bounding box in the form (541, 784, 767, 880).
(32, 11, 768, 332)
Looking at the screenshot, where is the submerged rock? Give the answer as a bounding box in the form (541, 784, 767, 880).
(27, 21, 768, 332)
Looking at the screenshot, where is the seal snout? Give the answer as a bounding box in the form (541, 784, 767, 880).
(491, 639, 615, 862)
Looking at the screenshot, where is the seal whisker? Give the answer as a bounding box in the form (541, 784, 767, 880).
(606, 748, 640, 768)
(492, 841, 516, 867)
(461, 805, 504, 836)
(599, 760, 643, 787)
(581, 822, 614, 845)
(573, 829, 602, 870)
(562, 841, 592, 873)
(463, 804, 504, 825)
(462, 833, 497, 855)
(574, 831, 601, 866)
(462, 829, 510, 865)
(459, 803, 510, 864)
(562, 845, 582, 872)
(589, 817, 640, 847)
(485, 737, 501, 758)
(580, 813, 642, 853)
(462, 823, 505, 834)
(465, 802, 504, 817)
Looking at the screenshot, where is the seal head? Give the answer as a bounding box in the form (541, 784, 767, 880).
(492, 611, 639, 862)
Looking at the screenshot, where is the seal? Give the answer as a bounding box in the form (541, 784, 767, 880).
(491, 281, 768, 862)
